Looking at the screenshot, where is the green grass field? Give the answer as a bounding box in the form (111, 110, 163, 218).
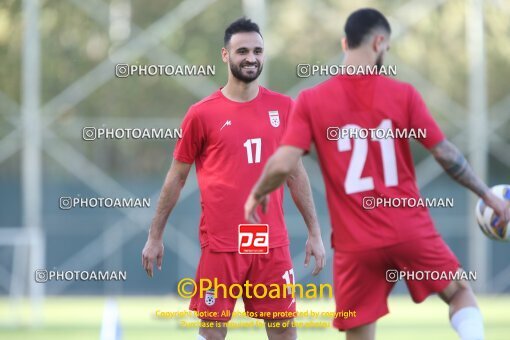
(0, 295, 508, 339)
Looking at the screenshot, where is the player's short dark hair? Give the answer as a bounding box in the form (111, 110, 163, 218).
(224, 17, 262, 47)
(344, 8, 391, 49)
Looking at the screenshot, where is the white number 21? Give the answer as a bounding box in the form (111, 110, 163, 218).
(338, 119, 398, 194)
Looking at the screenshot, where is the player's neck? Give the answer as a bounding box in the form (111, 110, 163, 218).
(221, 79, 260, 102)
(342, 49, 376, 68)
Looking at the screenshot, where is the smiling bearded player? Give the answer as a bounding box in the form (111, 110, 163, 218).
(142, 17, 325, 340)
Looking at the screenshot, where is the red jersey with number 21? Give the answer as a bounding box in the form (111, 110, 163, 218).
(281, 75, 445, 251)
(174, 86, 292, 252)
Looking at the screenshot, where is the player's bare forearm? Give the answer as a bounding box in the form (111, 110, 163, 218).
(285, 157, 325, 275)
(246, 146, 304, 224)
(143, 159, 191, 277)
(286, 159, 320, 235)
(431, 139, 510, 230)
(431, 140, 489, 198)
(148, 159, 192, 240)
(252, 146, 304, 199)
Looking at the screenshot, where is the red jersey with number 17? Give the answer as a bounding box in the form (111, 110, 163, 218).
(174, 86, 292, 252)
(281, 75, 445, 252)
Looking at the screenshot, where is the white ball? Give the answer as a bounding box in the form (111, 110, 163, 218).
(475, 184, 510, 242)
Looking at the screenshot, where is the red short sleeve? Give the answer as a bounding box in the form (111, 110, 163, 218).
(281, 97, 293, 132)
(408, 86, 445, 149)
(173, 106, 205, 163)
(280, 92, 313, 152)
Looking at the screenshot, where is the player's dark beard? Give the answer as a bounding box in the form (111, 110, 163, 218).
(229, 60, 263, 83)
(375, 53, 384, 71)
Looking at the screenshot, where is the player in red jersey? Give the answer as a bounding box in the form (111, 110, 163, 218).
(142, 18, 325, 340)
(245, 8, 510, 340)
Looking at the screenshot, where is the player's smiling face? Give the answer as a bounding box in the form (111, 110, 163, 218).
(223, 32, 264, 83)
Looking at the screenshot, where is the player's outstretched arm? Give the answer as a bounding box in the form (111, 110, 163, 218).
(286, 159, 326, 275)
(431, 139, 510, 227)
(245, 146, 303, 222)
(142, 158, 192, 277)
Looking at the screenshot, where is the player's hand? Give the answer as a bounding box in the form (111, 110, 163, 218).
(244, 192, 269, 223)
(304, 231, 326, 276)
(142, 238, 164, 278)
(483, 192, 510, 231)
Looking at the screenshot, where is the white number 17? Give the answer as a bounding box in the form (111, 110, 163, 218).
(243, 138, 261, 164)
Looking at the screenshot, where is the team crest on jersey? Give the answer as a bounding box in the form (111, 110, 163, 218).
(268, 111, 280, 127)
(205, 290, 215, 306)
